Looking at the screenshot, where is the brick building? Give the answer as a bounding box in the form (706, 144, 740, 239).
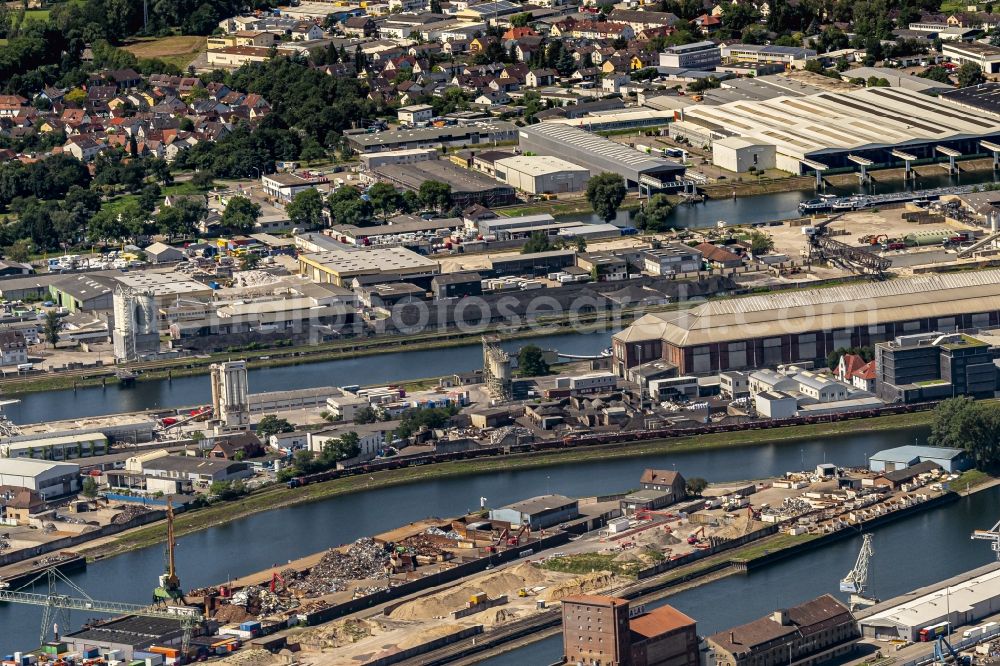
(707, 595, 858, 666)
(562, 595, 699, 666)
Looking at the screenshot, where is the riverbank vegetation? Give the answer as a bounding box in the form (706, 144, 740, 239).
(928, 396, 1000, 467)
(81, 410, 933, 560)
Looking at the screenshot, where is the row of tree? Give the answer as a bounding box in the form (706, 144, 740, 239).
(929, 397, 1000, 468)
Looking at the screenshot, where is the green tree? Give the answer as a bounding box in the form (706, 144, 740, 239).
(748, 230, 774, 256)
(322, 431, 361, 461)
(918, 66, 952, 84)
(686, 477, 708, 496)
(6, 238, 33, 263)
(82, 476, 98, 499)
(419, 180, 452, 212)
(209, 479, 248, 501)
(257, 415, 294, 441)
(156, 198, 205, 240)
(957, 62, 986, 88)
(518, 344, 549, 377)
(741, 23, 769, 44)
(43, 310, 60, 347)
(222, 196, 262, 232)
(354, 405, 378, 424)
(510, 11, 531, 26)
(395, 405, 459, 440)
(585, 173, 626, 221)
(928, 397, 1000, 467)
(826, 345, 874, 370)
(368, 182, 401, 221)
(240, 253, 261, 271)
(286, 188, 324, 228)
(521, 231, 553, 254)
(634, 194, 674, 232)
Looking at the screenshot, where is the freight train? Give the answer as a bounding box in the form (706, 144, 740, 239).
(285, 402, 932, 488)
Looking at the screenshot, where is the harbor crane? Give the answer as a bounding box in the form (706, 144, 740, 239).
(0, 496, 201, 653)
(0, 566, 202, 652)
(840, 534, 878, 610)
(971, 519, 1000, 560)
(934, 636, 972, 666)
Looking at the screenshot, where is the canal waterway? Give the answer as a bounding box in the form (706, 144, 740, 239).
(482, 480, 998, 666)
(8, 168, 1000, 424)
(6, 424, 995, 653)
(568, 168, 1000, 230)
(4, 331, 612, 424)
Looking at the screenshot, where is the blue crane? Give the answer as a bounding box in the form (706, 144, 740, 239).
(934, 636, 971, 666)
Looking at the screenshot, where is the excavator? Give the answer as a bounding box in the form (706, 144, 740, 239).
(269, 571, 287, 594)
(506, 524, 529, 547)
(858, 234, 888, 246)
(687, 526, 706, 545)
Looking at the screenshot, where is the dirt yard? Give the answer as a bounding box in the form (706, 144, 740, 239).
(123, 36, 207, 70)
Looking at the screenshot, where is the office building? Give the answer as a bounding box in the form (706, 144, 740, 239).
(658, 41, 721, 69)
(875, 332, 998, 403)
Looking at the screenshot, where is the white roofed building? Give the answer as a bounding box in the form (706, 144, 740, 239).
(0, 458, 81, 499)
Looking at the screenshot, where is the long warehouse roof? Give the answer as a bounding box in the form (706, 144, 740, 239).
(682, 86, 1000, 159)
(863, 565, 1000, 629)
(519, 123, 682, 172)
(613, 269, 1000, 347)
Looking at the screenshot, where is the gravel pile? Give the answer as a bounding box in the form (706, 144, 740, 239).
(111, 505, 152, 525)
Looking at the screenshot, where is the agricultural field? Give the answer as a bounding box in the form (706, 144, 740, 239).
(123, 35, 207, 70)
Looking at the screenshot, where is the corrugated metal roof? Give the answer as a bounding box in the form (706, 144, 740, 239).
(615, 270, 1000, 347)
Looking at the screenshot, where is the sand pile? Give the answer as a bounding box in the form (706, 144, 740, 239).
(390, 563, 547, 621)
(541, 571, 616, 603)
(297, 619, 378, 648)
(474, 607, 524, 627)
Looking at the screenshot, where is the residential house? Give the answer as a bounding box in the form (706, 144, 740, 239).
(290, 21, 324, 40)
(852, 360, 877, 392)
(639, 468, 687, 503)
(526, 68, 558, 87)
(209, 432, 264, 460)
(835, 353, 866, 383)
(694, 14, 722, 34)
(695, 242, 742, 268)
(64, 135, 105, 162)
(343, 16, 378, 37)
(0, 330, 28, 366)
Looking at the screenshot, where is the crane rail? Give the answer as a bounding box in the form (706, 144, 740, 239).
(0, 589, 199, 619)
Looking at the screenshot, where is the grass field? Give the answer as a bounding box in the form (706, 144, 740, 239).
(939, 0, 972, 13)
(123, 36, 207, 70)
(22, 8, 50, 21)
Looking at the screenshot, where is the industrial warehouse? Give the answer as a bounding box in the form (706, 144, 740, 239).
(672, 86, 1000, 174)
(858, 563, 1000, 641)
(517, 123, 687, 190)
(612, 269, 1000, 375)
(372, 160, 517, 208)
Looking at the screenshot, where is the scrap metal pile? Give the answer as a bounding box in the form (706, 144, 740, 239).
(215, 585, 294, 623)
(285, 538, 390, 598)
(111, 505, 152, 525)
(397, 534, 448, 557)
